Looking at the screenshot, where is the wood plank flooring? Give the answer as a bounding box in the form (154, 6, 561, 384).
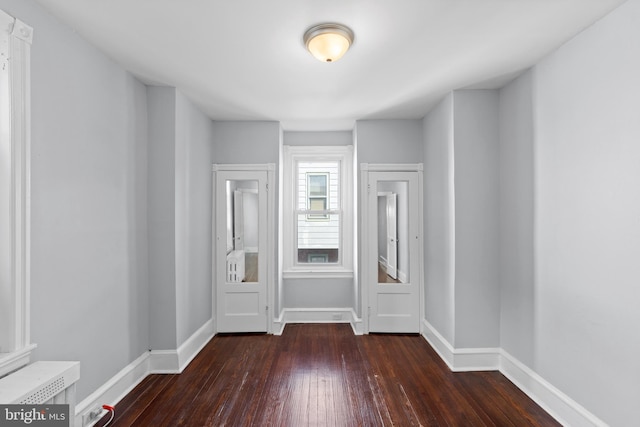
(97, 324, 560, 426)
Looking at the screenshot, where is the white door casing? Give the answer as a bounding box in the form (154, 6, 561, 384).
(213, 165, 274, 333)
(361, 164, 423, 334)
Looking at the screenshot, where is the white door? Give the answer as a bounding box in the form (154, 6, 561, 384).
(367, 170, 422, 333)
(386, 193, 398, 280)
(216, 170, 268, 332)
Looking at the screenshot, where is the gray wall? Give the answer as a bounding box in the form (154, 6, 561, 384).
(422, 95, 455, 344)
(0, 0, 150, 400)
(452, 90, 500, 348)
(284, 131, 352, 146)
(212, 121, 280, 164)
(423, 91, 500, 348)
(531, 0, 640, 423)
(498, 70, 535, 367)
(147, 87, 178, 350)
(148, 87, 215, 349)
(283, 278, 354, 308)
(356, 120, 423, 163)
(175, 91, 214, 346)
(282, 131, 354, 310)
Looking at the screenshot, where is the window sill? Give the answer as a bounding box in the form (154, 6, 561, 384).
(0, 344, 37, 379)
(283, 269, 354, 279)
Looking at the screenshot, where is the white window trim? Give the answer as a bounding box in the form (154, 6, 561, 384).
(282, 145, 354, 278)
(0, 9, 34, 378)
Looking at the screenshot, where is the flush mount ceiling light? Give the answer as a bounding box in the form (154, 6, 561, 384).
(303, 23, 354, 63)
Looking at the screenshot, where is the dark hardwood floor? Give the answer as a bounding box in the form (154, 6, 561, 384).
(98, 324, 559, 426)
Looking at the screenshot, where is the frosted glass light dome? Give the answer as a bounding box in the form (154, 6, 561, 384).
(304, 23, 354, 63)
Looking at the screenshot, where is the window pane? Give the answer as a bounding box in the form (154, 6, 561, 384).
(298, 161, 339, 210)
(308, 174, 327, 196)
(307, 197, 328, 220)
(297, 213, 340, 264)
(309, 198, 326, 211)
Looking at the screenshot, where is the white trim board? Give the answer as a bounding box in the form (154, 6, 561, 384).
(273, 308, 363, 336)
(76, 319, 214, 427)
(0, 8, 34, 378)
(177, 318, 215, 372)
(421, 319, 607, 427)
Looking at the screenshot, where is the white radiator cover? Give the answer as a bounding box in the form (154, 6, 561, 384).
(0, 361, 80, 426)
(226, 250, 245, 282)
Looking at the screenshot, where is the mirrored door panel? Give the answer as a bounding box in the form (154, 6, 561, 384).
(226, 180, 259, 283)
(377, 181, 409, 284)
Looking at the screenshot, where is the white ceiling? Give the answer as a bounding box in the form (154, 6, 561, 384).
(34, 0, 625, 131)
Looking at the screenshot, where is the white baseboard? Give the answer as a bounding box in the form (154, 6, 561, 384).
(177, 319, 215, 373)
(273, 308, 362, 335)
(421, 319, 607, 427)
(148, 350, 179, 374)
(421, 319, 500, 371)
(499, 350, 607, 427)
(75, 351, 151, 427)
(76, 318, 215, 427)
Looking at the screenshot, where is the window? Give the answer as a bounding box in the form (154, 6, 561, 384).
(283, 146, 353, 277)
(306, 173, 328, 220)
(0, 9, 34, 378)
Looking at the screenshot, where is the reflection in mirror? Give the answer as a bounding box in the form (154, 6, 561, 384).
(297, 161, 340, 264)
(377, 181, 409, 284)
(226, 180, 259, 283)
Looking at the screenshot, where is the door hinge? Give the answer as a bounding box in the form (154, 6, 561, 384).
(367, 184, 371, 194)
(368, 306, 372, 318)
(266, 183, 269, 191)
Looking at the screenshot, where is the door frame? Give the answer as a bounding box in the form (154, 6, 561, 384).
(212, 163, 276, 334)
(360, 163, 424, 334)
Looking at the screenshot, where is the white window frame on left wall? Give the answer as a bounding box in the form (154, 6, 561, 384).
(0, 8, 35, 378)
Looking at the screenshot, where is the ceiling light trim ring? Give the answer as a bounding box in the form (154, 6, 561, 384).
(303, 23, 354, 63)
